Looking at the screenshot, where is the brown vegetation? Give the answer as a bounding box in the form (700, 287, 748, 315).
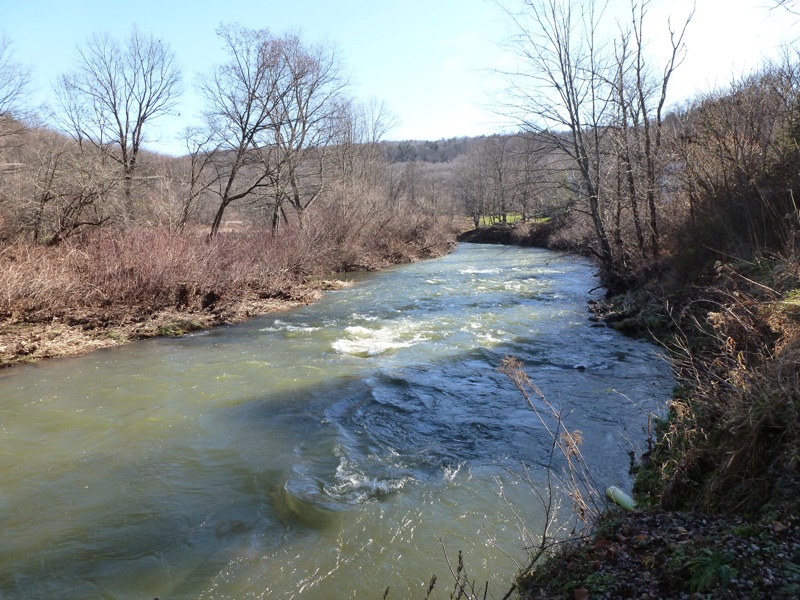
(0, 23, 469, 368)
(0, 216, 457, 368)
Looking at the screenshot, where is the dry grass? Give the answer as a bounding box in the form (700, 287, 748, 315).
(1, 229, 287, 320)
(0, 215, 459, 366)
(646, 255, 800, 515)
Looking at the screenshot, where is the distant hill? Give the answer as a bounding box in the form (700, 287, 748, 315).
(380, 136, 482, 164)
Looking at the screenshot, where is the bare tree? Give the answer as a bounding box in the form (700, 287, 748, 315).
(326, 97, 397, 229)
(174, 128, 219, 231)
(776, 0, 800, 14)
(23, 135, 118, 244)
(197, 24, 279, 238)
(455, 142, 492, 227)
(629, 0, 692, 257)
(674, 63, 797, 250)
(0, 35, 31, 120)
(508, 133, 562, 221)
(330, 96, 396, 191)
(604, 1, 691, 261)
(609, 29, 645, 259)
(55, 28, 181, 217)
(199, 25, 347, 237)
(142, 130, 218, 233)
(499, 0, 616, 268)
(316, 97, 400, 246)
(0, 35, 33, 158)
(498, 0, 691, 271)
(265, 32, 346, 227)
(483, 135, 514, 222)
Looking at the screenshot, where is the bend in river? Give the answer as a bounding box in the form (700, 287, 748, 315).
(0, 243, 673, 599)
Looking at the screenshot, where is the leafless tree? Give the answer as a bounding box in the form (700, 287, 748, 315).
(330, 96, 396, 189)
(776, 0, 800, 14)
(629, 0, 692, 257)
(508, 133, 564, 221)
(0, 35, 31, 121)
(455, 142, 492, 227)
(55, 28, 181, 217)
(454, 133, 560, 226)
(265, 32, 346, 227)
(324, 96, 398, 239)
(22, 135, 118, 244)
(196, 24, 278, 238)
(672, 59, 800, 251)
(605, 1, 691, 261)
(198, 24, 347, 237)
(499, 0, 616, 268)
(173, 128, 218, 231)
(498, 0, 691, 271)
(482, 135, 514, 222)
(142, 131, 217, 233)
(0, 35, 33, 163)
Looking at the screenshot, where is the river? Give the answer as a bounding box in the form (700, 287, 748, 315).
(0, 243, 673, 599)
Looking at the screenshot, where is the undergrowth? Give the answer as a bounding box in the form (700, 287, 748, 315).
(639, 254, 800, 516)
(0, 216, 458, 325)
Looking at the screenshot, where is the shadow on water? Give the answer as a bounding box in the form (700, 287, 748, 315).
(0, 243, 673, 599)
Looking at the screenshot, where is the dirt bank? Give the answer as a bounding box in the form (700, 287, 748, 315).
(0, 221, 459, 369)
(0, 279, 350, 369)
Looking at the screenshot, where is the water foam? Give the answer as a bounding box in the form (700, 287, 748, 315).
(324, 456, 412, 504)
(459, 267, 501, 275)
(331, 323, 429, 357)
(260, 319, 320, 334)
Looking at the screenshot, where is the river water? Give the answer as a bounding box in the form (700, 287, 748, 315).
(0, 243, 673, 599)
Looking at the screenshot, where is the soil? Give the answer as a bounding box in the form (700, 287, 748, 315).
(0, 279, 351, 369)
(520, 509, 800, 599)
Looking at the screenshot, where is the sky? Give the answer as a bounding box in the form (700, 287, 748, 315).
(2, 0, 797, 155)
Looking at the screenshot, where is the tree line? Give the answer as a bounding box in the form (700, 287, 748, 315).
(2, 1, 800, 286)
(474, 0, 800, 289)
(0, 25, 467, 247)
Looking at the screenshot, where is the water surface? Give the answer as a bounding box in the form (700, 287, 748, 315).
(0, 243, 672, 599)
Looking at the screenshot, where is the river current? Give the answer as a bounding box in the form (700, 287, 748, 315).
(0, 243, 673, 599)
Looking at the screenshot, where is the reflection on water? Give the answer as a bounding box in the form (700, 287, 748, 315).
(0, 243, 673, 599)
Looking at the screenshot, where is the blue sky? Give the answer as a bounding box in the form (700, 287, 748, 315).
(2, 0, 796, 155)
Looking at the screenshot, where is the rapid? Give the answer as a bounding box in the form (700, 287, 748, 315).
(0, 243, 673, 599)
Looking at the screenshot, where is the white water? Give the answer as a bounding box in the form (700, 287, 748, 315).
(0, 244, 673, 599)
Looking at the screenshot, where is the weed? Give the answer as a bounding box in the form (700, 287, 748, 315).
(648, 256, 800, 515)
(685, 548, 737, 592)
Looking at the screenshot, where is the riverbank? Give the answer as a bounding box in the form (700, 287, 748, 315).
(0, 282, 337, 368)
(0, 223, 457, 369)
(461, 222, 800, 598)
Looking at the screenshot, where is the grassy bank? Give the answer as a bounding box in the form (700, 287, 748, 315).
(462, 221, 800, 598)
(0, 218, 458, 368)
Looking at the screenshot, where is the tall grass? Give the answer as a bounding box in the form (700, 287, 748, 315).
(0, 215, 458, 324)
(637, 255, 800, 514)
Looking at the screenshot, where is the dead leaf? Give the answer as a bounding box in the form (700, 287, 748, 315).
(772, 521, 788, 533)
(574, 587, 590, 600)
